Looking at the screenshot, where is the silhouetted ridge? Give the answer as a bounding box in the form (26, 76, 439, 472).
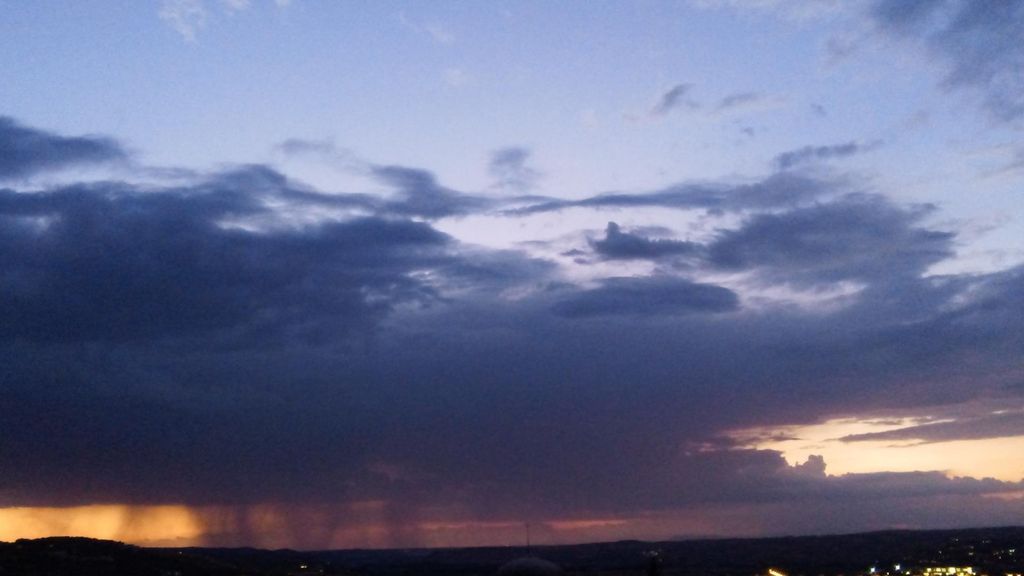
(2, 527, 1023, 575)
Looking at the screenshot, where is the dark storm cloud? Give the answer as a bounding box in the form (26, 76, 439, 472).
(590, 221, 702, 260)
(651, 83, 698, 116)
(376, 259, 1024, 517)
(563, 190, 954, 291)
(2, 116, 1024, 546)
(488, 147, 540, 192)
(706, 193, 954, 285)
(551, 276, 739, 318)
(850, 262, 1024, 383)
(868, 0, 1024, 122)
(4, 258, 1023, 532)
(651, 450, 1024, 506)
(0, 167, 455, 344)
(0, 116, 127, 179)
(773, 141, 879, 170)
(510, 171, 838, 215)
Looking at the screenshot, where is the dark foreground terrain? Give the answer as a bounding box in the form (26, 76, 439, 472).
(1, 526, 1022, 576)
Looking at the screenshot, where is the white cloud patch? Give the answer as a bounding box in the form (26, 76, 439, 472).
(443, 67, 471, 87)
(424, 23, 455, 45)
(159, 0, 207, 42)
(399, 12, 457, 45)
(160, 0, 292, 40)
(221, 0, 251, 12)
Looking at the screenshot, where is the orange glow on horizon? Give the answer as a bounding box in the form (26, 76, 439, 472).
(0, 505, 203, 546)
(547, 518, 629, 530)
(5, 497, 928, 549)
(729, 416, 1024, 482)
(0, 503, 677, 549)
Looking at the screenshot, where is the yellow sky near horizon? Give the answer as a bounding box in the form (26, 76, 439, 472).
(0, 503, 659, 549)
(0, 505, 204, 546)
(728, 416, 1024, 482)
(4, 412, 1022, 549)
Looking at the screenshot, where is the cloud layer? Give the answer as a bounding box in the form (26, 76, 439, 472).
(1, 117, 1022, 548)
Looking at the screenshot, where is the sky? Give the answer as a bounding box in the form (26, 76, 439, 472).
(0, 0, 1023, 550)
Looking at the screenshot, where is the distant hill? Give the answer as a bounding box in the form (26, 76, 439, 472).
(0, 536, 239, 575)
(2, 526, 1022, 576)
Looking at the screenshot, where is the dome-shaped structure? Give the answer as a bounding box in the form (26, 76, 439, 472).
(496, 557, 562, 576)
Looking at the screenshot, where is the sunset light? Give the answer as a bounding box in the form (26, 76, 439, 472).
(1, 0, 1022, 560)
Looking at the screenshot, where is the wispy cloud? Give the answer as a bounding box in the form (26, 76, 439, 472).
(650, 83, 699, 116)
(443, 67, 471, 87)
(508, 172, 841, 216)
(221, 0, 252, 12)
(636, 85, 781, 122)
(160, 0, 292, 41)
(712, 91, 786, 116)
(690, 0, 847, 22)
(488, 147, 541, 192)
(399, 12, 457, 45)
(424, 22, 455, 44)
(275, 137, 366, 173)
(159, 0, 207, 42)
(773, 140, 881, 170)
